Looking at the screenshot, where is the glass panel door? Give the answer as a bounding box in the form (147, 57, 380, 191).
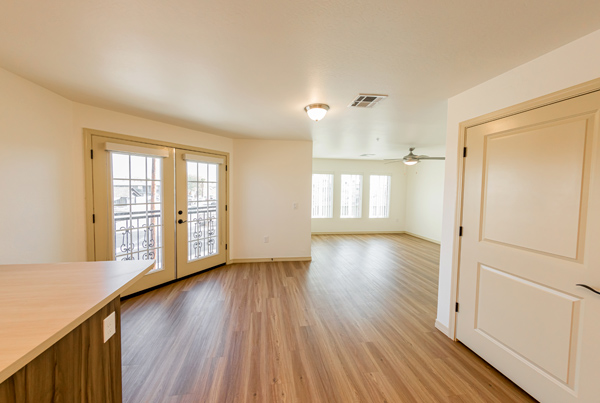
(176, 151, 227, 278)
(91, 136, 176, 296)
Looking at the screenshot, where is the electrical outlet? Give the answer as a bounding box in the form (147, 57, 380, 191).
(293, 202, 298, 209)
(264, 236, 269, 243)
(103, 312, 116, 343)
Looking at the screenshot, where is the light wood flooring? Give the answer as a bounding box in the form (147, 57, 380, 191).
(121, 234, 535, 402)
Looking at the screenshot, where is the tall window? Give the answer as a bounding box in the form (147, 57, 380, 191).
(341, 174, 363, 218)
(312, 174, 333, 218)
(369, 175, 391, 218)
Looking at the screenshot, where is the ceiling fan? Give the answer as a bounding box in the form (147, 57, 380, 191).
(385, 147, 445, 165)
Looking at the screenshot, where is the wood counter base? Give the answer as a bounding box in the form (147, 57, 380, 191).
(0, 297, 122, 403)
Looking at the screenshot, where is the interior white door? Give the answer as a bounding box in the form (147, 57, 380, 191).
(175, 150, 227, 278)
(456, 91, 600, 402)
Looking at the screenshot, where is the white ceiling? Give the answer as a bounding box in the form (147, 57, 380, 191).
(1, 1, 600, 159)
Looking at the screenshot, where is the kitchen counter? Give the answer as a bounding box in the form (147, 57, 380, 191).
(0, 260, 153, 386)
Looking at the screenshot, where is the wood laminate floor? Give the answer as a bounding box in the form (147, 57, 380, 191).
(121, 234, 535, 402)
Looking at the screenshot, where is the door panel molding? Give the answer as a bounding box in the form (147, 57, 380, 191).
(474, 264, 582, 387)
(480, 116, 591, 260)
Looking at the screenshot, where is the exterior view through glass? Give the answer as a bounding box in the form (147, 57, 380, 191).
(186, 161, 219, 262)
(110, 152, 164, 271)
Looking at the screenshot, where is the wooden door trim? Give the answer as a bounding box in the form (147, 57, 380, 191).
(83, 128, 230, 265)
(84, 131, 95, 261)
(449, 77, 600, 340)
(84, 128, 231, 157)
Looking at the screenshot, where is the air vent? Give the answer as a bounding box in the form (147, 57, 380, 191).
(348, 94, 388, 108)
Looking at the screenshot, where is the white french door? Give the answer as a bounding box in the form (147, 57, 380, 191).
(90, 134, 227, 295)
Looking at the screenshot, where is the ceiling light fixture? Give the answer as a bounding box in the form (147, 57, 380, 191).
(304, 104, 330, 121)
(403, 159, 419, 166)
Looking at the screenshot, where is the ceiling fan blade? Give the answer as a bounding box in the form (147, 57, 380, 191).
(417, 156, 445, 160)
(384, 160, 403, 164)
(383, 158, 403, 161)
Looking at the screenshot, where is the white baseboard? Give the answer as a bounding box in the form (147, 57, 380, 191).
(311, 230, 441, 245)
(404, 232, 441, 244)
(228, 256, 312, 264)
(311, 231, 406, 235)
(435, 319, 451, 338)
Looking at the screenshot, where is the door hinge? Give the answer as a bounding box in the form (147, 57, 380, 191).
(225, 205, 228, 211)
(455, 302, 459, 312)
(91, 149, 94, 159)
(225, 244, 228, 250)
(463, 147, 467, 157)
(92, 214, 96, 224)
(459, 226, 463, 236)
(225, 165, 228, 171)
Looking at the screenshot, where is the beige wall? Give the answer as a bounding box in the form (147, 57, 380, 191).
(404, 145, 446, 243)
(232, 139, 312, 259)
(0, 68, 83, 263)
(437, 28, 600, 333)
(0, 66, 312, 264)
(311, 158, 406, 233)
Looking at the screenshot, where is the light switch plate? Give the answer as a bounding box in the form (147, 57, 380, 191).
(103, 311, 116, 343)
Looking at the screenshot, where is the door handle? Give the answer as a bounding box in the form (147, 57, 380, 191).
(576, 284, 600, 295)
(178, 219, 187, 224)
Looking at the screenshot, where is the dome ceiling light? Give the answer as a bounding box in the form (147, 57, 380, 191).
(304, 104, 330, 121)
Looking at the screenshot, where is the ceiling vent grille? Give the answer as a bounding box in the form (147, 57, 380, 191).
(348, 94, 388, 108)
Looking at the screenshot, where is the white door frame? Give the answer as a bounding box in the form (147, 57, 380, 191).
(447, 77, 600, 340)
